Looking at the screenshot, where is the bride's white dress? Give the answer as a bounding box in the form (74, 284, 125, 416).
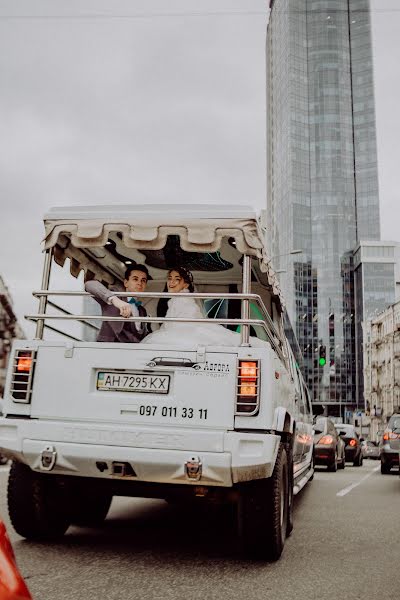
(142, 290, 269, 349)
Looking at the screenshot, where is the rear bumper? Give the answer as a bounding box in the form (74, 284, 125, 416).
(314, 447, 335, 465)
(380, 446, 400, 465)
(0, 418, 281, 487)
(363, 451, 380, 459)
(344, 447, 360, 462)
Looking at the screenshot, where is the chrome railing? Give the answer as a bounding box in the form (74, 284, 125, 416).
(26, 290, 286, 363)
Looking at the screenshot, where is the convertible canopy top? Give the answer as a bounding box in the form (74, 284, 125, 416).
(43, 204, 283, 299)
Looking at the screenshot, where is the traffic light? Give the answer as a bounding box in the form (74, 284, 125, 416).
(319, 345, 326, 366)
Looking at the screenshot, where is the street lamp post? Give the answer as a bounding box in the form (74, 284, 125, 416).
(267, 249, 303, 272)
(268, 249, 303, 263)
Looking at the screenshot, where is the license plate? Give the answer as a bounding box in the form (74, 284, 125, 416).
(97, 371, 170, 394)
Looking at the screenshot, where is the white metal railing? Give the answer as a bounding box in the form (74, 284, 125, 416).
(26, 290, 286, 363)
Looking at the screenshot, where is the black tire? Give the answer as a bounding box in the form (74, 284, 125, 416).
(285, 442, 294, 537)
(0, 454, 9, 465)
(7, 461, 70, 540)
(327, 458, 337, 472)
(309, 454, 315, 481)
(380, 460, 391, 474)
(238, 444, 288, 561)
(70, 485, 112, 527)
(354, 453, 363, 467)
(338, 451, 346, 470)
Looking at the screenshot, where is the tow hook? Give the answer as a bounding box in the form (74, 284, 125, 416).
(185, 456, 202, 481)
(111, 462, 136, 477)
(40, 445, 57, 471)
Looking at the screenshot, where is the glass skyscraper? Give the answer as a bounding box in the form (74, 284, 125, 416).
(267, 0, 380, 414)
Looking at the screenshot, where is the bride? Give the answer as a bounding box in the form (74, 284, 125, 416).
(141, 266, 269, 349)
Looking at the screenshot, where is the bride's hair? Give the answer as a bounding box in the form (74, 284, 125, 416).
(169, 266, 194, 293)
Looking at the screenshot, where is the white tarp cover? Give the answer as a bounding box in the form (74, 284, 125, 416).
(43, 205, 282, 298)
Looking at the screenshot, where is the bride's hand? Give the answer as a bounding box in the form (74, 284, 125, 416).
(111, 297, 133, 318)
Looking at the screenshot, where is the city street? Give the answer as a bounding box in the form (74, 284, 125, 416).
(0, 461, 398, 600)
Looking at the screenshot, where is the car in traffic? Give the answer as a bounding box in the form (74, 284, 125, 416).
(313, 416, 345, 471)
(379, 413, 400, 474)
(334, 424, 363, 466)
(361, 440, 380, 460)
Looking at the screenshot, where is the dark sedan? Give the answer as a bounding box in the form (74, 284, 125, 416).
(313, 416, 346, 471)
(379, 413, 400, 474)
(334, 424, 363, 466)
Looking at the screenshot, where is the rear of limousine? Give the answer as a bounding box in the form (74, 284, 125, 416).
(3, 340, 284, 489)
(1, 332, 291, 560)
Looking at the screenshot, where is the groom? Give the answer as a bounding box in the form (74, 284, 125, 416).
(85, 264, 151, 343)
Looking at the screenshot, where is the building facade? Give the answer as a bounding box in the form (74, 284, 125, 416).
(354, 241, 396, 406)
(267, 0, 380, 416)
(364, 301, 400, 440)
(0, 276, 24, 396)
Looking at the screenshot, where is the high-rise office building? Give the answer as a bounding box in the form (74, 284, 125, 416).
(266, 0, 381, 414)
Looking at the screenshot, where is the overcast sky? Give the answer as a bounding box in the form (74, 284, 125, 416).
(0, 0, 399, 333)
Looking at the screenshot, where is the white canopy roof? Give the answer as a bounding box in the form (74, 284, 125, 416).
(43, 204, 282, 299)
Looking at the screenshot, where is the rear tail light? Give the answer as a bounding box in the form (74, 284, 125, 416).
(11, 350, 37, 403)
(236, 360, 260, 415)
(318, 435, 334, 445)
(349, 439, 357, 447)
(17, 354, 33, 372)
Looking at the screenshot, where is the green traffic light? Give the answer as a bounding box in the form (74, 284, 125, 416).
(319, 357, 326, 366)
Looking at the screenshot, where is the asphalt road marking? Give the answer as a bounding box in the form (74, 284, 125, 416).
(336, 465, 380, 497)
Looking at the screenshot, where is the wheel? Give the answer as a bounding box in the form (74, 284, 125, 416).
(380, 460, 391, 474)
(0, 454, 9, 465)
(327, 457, 337, 472)
(69, 482, 112, 527)
(285, 442, 294, 537)
(354, 453, 363, 467)
(309, 454, 315, 481)
(7, 461, 71, 540)
(338, 451, 346, 470)
(238, 444, 289, 561)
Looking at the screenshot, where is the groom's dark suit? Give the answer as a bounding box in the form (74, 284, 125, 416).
(85, 280, 150, 343)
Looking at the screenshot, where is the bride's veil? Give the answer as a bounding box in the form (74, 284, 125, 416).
(192, 284, 206, 317)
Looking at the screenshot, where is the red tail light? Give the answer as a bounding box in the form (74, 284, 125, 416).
(11, 350, 36, 403)
(349, 439, 357, 447)
(17, 353, 33, 372)
(236, 360, 260, 415)
(318, 435, 334, 445)
(239, 361, 258, 396)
